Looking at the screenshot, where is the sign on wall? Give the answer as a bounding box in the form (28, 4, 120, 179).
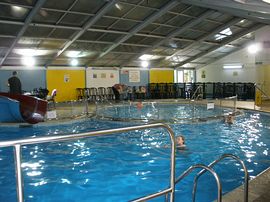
(129, 70, 140, 82)
(64, 74, 70, 82)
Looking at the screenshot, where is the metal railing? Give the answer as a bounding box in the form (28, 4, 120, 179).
(191, 85, 203, 100)
(192, 154, 249, 202)
(175, 164, 222, 202)
(0, 123, 176, 202)
(220, 95, 238, 113)
(254, 83, 270, 100)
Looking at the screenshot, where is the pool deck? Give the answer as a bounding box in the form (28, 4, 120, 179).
(220, 167, 270, 202)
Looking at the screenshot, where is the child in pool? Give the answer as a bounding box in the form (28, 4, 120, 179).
(176, 135, 186, 149)
(225, 114, 234, 124)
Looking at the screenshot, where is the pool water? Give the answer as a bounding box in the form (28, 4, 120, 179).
(97, 103, 232, 121)
(0, 111, 269, 202)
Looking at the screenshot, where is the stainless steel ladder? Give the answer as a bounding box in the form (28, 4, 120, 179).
(192, 153, 249, 202)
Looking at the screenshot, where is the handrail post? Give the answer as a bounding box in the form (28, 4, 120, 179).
(176, 164, 222, 202)
(192, 154, 249, 202)
(14, 144, 24, 202)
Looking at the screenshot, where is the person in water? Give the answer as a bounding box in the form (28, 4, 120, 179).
(175, 135, 186, 149)
(225, 114, 234, 124)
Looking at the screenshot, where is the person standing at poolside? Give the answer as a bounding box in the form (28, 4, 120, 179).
(7, 71, 22, 94)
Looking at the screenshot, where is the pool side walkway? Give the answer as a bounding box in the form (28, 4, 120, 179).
(220, 168, 270, 202)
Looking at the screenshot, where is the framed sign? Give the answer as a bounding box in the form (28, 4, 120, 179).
(129, 70, 140, 82)
(64, 74, 70, 82)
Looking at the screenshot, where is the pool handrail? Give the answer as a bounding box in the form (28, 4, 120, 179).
(0, 123, 176, 202)
(192, 153, 249, 202)
(191, 85, 203, 100)
(175, 164, 222, 202)
(254, 83, 270, 100)
(220, 95, 238, 112)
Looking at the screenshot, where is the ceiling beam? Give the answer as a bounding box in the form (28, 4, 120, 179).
(0, 19, 221, 46)
(96, 0, 179, 60)
(50, 0, 118, 62)
(175, 24, 265, 68)
(179, 0, 270, 25)
(0, 0, 46, 66)
(119, 10, 214, 67)
(169, 18, 242, 59)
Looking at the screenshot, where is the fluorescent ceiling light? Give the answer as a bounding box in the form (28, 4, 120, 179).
(11, 6, 27, 17)
(233, 0, 246, 3)
(262, 0, 270, 4)
(139, 54, 161, 60)
(65, 51, 89, 58)
(66, 51, 81, 58)
(223, 64, 243, 69)
(13, 49, 52, 56)
(115, 3, 122, 10)
(215, 28, 232, 40)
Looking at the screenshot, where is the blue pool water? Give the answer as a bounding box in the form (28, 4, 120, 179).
(0, 111, 269, 202)
(97, 103, 233, 121)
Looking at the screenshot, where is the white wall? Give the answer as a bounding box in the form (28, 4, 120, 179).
(86, 67, 119, 88)
(196, 26, 270, 84)
(196, 49, 258, 82)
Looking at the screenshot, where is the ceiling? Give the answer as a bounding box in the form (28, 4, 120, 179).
(0, 0, 269, 69)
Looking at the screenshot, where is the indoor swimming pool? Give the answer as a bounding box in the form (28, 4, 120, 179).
(0, 109, 269, 202)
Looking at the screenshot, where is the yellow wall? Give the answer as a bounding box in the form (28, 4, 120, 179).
(47, 69, 85, 102)
(263, 65, 270, 95)
(149, 69, 174, 83)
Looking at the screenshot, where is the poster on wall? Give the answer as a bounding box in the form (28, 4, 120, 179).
(129, 70, 140, 82)
(64, 74, 70, 82)
(93, 73, 97, 78)
(121, 70, 129, 74)
(101, 73, 106, 78)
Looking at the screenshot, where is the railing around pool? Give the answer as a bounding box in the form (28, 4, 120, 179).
(175, 164, 222, 202)
(0, 123, 177, 202)
(192, 154, 249, 202)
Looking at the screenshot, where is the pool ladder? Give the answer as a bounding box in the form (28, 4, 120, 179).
(132, 153, 249, 202)
(0, 123, 249, 202)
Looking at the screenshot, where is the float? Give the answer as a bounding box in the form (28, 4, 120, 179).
(0, 92, 47, 124)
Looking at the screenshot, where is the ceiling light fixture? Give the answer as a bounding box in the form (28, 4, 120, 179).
(21, 56, 35, 67)
(141, 61, 149, 68)
(247, 43, 261, 54)
(223, 64, 243, 69)
(115, 3, 122, 10)
(262, 0, 270, 4)
(139, 54, 161, 60)
(71, 59, 78, 66)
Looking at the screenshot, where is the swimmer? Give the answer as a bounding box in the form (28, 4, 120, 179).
(136, 101, 143, 110)
(176, 135, 186, 149)
(225, 114, 234, 124)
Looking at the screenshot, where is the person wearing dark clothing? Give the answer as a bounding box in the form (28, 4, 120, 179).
(8, 71, 22, 94)
(112, 85, 120, 101)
